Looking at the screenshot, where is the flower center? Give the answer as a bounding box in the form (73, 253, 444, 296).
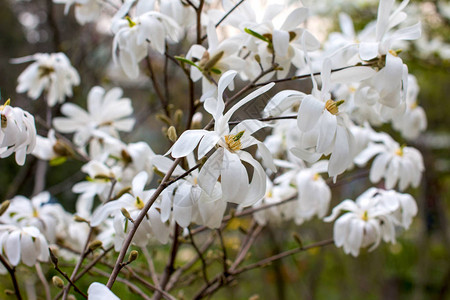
(126, 16, 137, 28)
(325, 99, 344, 115)
(135, 196, 144, 210)
(361, 211, 368, 221)
(395, 144, 405, 157)
(313, 173, 321, 181)
(224, 130, 245, 152)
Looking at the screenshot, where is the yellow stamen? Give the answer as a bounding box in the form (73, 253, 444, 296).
(325, 99, 344, 115)
(395, 144, 405, 157)
(266, 190, 273, 198)
(224, 130, 245, 152)
(135, 196, 144, 210)
(126, 16, 136, 28)
(410, 102, 418, 109)
(313, 173, 321, 181)
(32, 208, 39, 218)
(362, 211, 368, 221)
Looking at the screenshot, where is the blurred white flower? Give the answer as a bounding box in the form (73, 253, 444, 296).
(354, 132, 424, 191)
(53, 86, 135, 147)
(0, 100, 36, 165)
(14, 53, 80, 106)
(0, 224, 49, 266)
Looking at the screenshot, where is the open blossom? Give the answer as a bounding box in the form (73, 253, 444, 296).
(53, 86, 135, 147)
(0, 100, 36, 165)
(238, 4, 320, 79)
(354, 132, 424, 191)
(392, 75, 427, 140)
(91, 171, 170, 249)
(187, 22, 244, 100)
(5, 192, 64, 243)
(0, 224, 49, 266)
(170, 71, 275, 207)
(112, 2, 181, 78)
(325, 187, 417, 256)
(154, 155, 226, 229)
(14, 53, 80, 106)
(291, 59, 357, 178)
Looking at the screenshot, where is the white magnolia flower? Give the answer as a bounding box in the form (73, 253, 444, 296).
(324, 188, 399, 256)
(0, 224, 49, 266)
(14, 53, 80, 106)
(291, 59, 357, 178)
(354, 132, 424, 191)
(240, 4, 320, 79)
(53, 0, 102, 25)
(112, 2, 181, 78)
(187, 22, 244, 100)
(91, 171, 170, 248)
(252, 178, 297, 226)
(88, 282, 120, 300)
(154, 154, 226, 229)
(72, 160, 123, 208)
(392, 75, 427, 140)
(0, 100, 36, 165)
(170, 71, 275, 207)
(53, 86, 135, 147)
(5, 192, 64, 243)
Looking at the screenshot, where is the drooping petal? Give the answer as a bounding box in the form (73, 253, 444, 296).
(171, 130, 208, 158)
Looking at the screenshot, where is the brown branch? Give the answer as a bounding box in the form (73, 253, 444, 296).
(35, 263, 51, 300)
(152, 225, 181, 300)
(0, 254, 22, 300)
(106, 157, 183, 288)
(188, 228, 210, 285)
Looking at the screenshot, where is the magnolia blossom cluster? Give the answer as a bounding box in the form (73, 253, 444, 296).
(0, 0, 431, 287)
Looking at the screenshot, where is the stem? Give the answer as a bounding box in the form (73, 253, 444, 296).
(152, 225, 181, 300)
(106, 158, 183, 289)
(196, 0, 205, 44)
(146, 55, 169, 117)
(0, 254, 22, 300)
(142, 247, 160, 287)
(188, 228, 209, 285)
(35, 263, 51, 300)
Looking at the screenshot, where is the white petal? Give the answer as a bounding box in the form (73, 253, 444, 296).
(171, 130, 208, 158)
(297, 95, 324, 132)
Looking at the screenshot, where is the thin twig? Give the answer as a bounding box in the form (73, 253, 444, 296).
(0, 254, 22, 300)
(35, 263, 51, 300)
(106, 157, 183, 288)
(142, 247, 160, 287)
(216, 229, 229, 275)
(152, 225, 181, 300)
(188, 228, 210, 284)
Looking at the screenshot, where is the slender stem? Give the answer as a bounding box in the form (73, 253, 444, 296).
(106, 157, 183, 288)
(52, 259, 87, 299)
(146, 55, 169, 116)
(188, 228, 209, 284)
(232, 239, 334, 275)
(152, 225, 181, 300)
(35, 263, 51, 300)
(93, 268, 152, 300)
(0, 254, 22, 300)
(253, 64, 373, 87)
(216, 229, 229, 275)
(196, 0, 205, 44)
(142, 247, 160, 287)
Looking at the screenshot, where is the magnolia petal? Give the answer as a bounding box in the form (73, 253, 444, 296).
(273, 29, 290, 57)
(297, 95, 323, 132)
(171, 130, 208, 158)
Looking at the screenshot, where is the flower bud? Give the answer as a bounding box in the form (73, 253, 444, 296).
(121, 208, 133, 222)
(73, 215, 88, 223)
(128, 250, 139, 263)
(88, 240, 103, 252)
(167, 126, 178, 142)
(0, 200, 10, 216)
(52, 276, 65, 289)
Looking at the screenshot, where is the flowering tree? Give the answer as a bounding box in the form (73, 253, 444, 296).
(0, 0, 441, 298)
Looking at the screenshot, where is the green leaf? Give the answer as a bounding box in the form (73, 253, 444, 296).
(174, 56, 203, 71)
(244, 28, 270, 43)
(49, 156, 67, 166)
